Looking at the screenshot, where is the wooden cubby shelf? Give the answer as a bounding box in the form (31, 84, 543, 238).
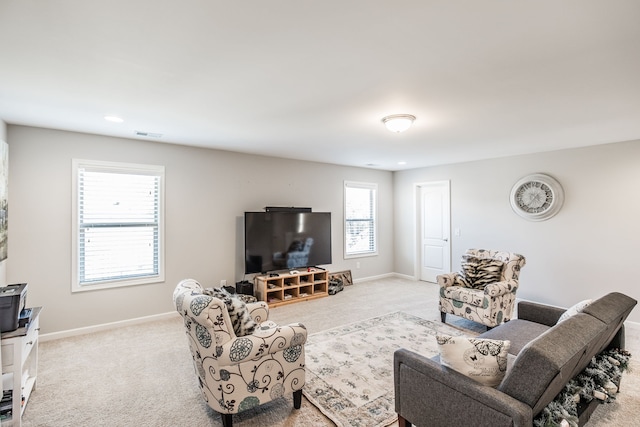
(255, 269, 329, 307)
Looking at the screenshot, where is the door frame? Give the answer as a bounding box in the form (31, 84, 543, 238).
(413, 180, 451, 281)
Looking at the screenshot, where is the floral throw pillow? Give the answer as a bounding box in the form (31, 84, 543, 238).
(436, 334, 511, 387)
(460, 255, 504, 290)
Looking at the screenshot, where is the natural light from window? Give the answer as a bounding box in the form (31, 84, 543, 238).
(72, 160, 165, 292)
(344, 181, 377, 258)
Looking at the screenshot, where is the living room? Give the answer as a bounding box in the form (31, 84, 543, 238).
(1, 2, 640, 426)
(4, 125, 639, 335)
(4, 124, 639, 425)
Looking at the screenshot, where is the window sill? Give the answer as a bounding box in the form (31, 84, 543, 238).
(72, 275, 164, 293)
(344, 252, 378, 259)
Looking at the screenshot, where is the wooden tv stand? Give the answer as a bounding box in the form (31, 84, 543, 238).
(255, 269, 329, 307)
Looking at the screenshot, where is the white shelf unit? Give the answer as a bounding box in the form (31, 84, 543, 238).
(1, 307, 41, 426)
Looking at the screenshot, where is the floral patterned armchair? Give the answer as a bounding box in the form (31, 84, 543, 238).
(438, 249, 526, 328)
(173, 279, 307, 427)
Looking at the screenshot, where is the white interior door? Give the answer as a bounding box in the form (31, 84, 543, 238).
(419, 181, 451, 283)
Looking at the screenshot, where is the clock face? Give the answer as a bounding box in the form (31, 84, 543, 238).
(510, 174, 564, 221)
(515, 181, 553, 213)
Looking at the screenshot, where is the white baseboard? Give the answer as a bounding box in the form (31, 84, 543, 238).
(625, 320, 640, 331)
(352, 272, 395, 284)
(40, 311, 180, 343)
(391, 272, 418, 281)
(353, 272, 417, 283)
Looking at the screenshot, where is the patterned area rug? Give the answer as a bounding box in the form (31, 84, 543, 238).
(303, 311, 475, 427)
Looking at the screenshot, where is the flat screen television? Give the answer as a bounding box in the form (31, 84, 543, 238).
(244, 211, 332, 274)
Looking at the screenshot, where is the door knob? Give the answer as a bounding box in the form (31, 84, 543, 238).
(443, 238, 449, 242)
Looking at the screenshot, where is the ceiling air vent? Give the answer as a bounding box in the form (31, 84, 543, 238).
(134, 131, 163, 138)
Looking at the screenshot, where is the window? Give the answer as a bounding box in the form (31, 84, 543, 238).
(344, 181, 377, 258)
(72, 159, 165, 292)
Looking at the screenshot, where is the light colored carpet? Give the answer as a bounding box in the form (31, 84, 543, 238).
(21, 313, 335, 427)
(21, 277, 640, 426)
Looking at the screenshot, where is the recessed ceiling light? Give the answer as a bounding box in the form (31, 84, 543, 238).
(398, 161, 407, 165)
(104, 115, 124, 123)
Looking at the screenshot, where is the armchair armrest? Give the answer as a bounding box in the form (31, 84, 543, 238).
(437, 272, 458, 288)
(517, 300, 564, 326)
(217, 323, 307, 365)
(394, 349, 532, 427)
(484, 280, 518, 297)
(247, 301, 269, 323)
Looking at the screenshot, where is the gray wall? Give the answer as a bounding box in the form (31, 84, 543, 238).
(394, 139, 640, 323)
(8, 124, 640, 333)
(7, 125, 394, 334)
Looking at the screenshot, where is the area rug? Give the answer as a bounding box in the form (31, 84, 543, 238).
(303, 311, 477, 427)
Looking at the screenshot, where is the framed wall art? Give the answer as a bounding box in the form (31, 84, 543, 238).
(0, 140, 7, 262)
(329, 270, 353, 286)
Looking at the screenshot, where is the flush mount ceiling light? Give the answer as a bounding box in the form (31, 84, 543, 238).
(382, 114, 416, 133)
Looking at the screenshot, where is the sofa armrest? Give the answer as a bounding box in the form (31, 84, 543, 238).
(517, 300, 564, 326)
(484, 280, 518, 297)
(394, 349, 532, 427)
(247, 301, 269, 323)
(437, 272, 458, 288)
(217, 323, 307, 365)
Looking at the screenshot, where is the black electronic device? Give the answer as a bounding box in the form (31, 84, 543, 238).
(265, 206, 312, 212)
(244, 211, 332, 274)
(0, 283, 27, 332)
(18, 307, 32, 327)
(235, 280, 254, 296)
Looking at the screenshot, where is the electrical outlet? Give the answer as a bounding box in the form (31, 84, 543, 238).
(220, 279, 227, 287)
(356, 261, 361, 269)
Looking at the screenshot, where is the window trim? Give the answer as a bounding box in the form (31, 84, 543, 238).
(344, 180, 378, 259)
(71, 159, 165, 292)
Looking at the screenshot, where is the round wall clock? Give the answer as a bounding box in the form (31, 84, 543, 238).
(510, 173, 564, 221)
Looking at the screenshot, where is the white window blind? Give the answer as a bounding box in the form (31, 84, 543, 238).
(344, 181, 377, 257)
(72, 160, 164, 291)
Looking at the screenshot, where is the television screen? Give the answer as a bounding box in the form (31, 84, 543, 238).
(244, 211, 332, 274)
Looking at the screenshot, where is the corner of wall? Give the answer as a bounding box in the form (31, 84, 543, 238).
(1, 120, 7, 286)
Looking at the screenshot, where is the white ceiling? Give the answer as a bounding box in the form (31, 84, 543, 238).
(1, 1, 640, 171)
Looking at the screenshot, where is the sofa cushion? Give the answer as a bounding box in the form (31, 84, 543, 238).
(479, 319, 552, 356)
(557, 299, 592, 323)
(460, 255, 504, 289)
(436, 334, 510, 387)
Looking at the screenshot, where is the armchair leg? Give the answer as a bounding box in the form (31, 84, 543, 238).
(293, 389, 303, 409)
(398, 415, 412, 427)
(221, 413, 233, 427)
(440, 311, 446, 323)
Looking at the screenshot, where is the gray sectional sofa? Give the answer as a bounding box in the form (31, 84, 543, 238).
(394, 292, 637, 427)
